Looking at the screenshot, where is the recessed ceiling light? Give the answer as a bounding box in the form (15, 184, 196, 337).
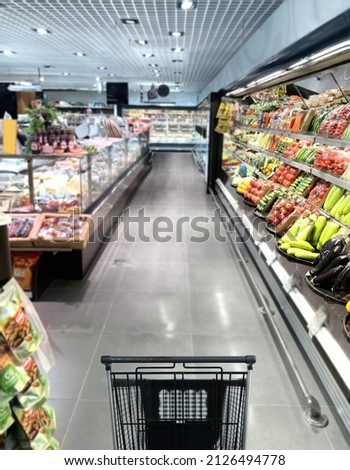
(155, 73, 161, 77)
(32, 27, 51, 35)
(177, 1, 197, 10)
(171, 48, 184, 53)
(61, 72, 70, 76)
(148, 63, 158, 67)
(121, 18, 139, 25)
(74, 52, 86, 57)
(108, 73, 116, 77)
(39, 76, 45, 82)
(172, 60, 183, 63)
(135, 40, 148, 45)
(97, 66, 107, 70)
(143, 53, 154, 58)
(0, 49, 16, 55)
(169, 31, 184, 37)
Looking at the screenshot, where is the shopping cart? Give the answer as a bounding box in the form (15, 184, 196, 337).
(101, 355, 256, 450)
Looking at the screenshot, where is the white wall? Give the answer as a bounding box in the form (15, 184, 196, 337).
(199, 0, 350, 101)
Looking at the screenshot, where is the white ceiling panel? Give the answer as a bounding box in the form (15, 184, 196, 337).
(0, 0, 284, 92)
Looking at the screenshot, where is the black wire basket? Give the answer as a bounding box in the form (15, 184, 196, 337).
(101, 356, 256, 450)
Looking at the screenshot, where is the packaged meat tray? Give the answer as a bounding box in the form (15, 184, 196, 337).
(8, 214, 43, 248)
(32, 213, 91, 249)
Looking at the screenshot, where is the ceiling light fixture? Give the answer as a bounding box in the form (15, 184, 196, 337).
(97, 66, 107, 70)
(169, 31, 184, 37)
(43, 65, 54, 68)
(177, 1, 197, 10)
(32, 27, 51, 35)
(143, 53, 154, 58)
(172, 48, 184, 53)
(61, 72, 70, 76)
(148, 64, 158, 67)
(121, 18, 139, 25)
(174, 71, 182, 74)
(108, 73, 116, 77)
(74, 52, 86, 57)
(135, 39, 148, 45)
(172, 60, 183, 63)
(0, 49, 16, 55)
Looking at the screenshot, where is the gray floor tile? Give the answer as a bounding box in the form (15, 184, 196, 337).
(118, 261, 188, 293)
(192, 334, 300, 406)
(105, 291, 191, 334)
(80, 332, 193, 400)
(189, 291, 266, 336)
(188, 263, 247, 293)
(130, 241, 187, 263)
(39, 286, 98, 303)
(95, 263, 125, 290)
(46, 331, 100, 399)
(36, 302, 111, 333)
(48, 399, 76, 444)
(246, 405, 333, 449)
(149, 190, 184, 207)
(62, 400, 113, 450)
(186, 241, 235, 264)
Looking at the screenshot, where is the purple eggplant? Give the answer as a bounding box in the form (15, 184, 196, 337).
(316, 254, 350, 275)
(310, 237, 348, 276)
(313, 265, 345, 287)
(332, 262, 350, 298)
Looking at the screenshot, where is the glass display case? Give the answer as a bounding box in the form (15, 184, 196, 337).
(122, 107, 196, 146)
(0, 132, 149, 215)
(193, 104, 210, 177)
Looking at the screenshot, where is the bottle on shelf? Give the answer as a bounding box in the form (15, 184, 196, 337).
(38, 179, 46, 198)
(30, 134, 40, 155)
(67, 130, 75, 152)
(60, 130, 67, 152)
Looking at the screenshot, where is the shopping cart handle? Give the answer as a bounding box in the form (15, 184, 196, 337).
(101, 355, 256, 367)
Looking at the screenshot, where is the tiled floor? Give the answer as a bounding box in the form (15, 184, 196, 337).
(34, 152, 349, 450)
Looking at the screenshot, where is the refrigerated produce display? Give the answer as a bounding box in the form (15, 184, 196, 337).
(208, 62, 350, 437)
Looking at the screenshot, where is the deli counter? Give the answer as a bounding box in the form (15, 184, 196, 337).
(0, 131, 151, 292)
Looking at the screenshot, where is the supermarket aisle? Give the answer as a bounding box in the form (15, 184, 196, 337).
(35, 152, 348, 450)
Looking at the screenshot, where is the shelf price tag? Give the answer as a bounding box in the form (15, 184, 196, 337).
(307, 307, 328, 338)
(283, 271, 302, 293)
(265, 249, 277, 266)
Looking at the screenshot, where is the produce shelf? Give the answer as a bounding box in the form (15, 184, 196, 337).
(231, 135, 350, 191)
(231, 153, 269, 180)
(215, 177, 350, 434)
(236, 124, 350, 148)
